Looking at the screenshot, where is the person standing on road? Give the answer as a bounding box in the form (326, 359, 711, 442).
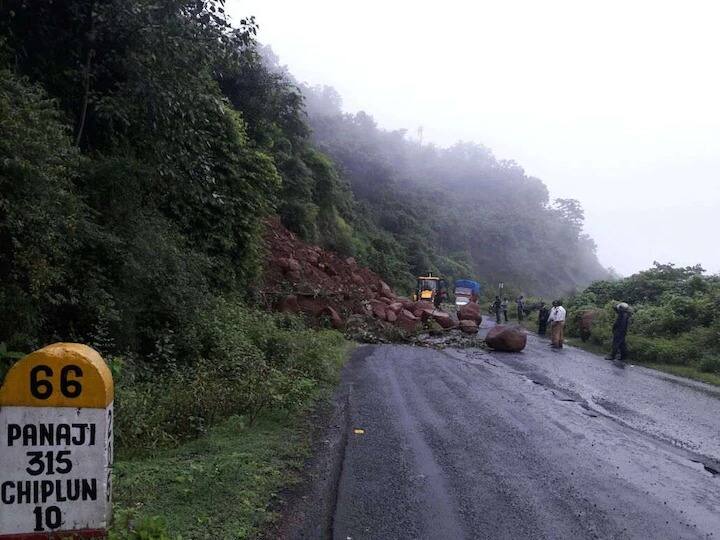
(501, 298, 509, 322)
(538, 302, 550, 336)
(492, 296, 502, 324)
(606, 302, 632, 361)
(516, 295, 525, 321)
(547, 300, 566, 348)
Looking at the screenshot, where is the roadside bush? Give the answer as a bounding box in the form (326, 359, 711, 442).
(568, 265, 720, 370)
(626, 336, 691, 365)
(700, 357, 720, 374)
(114, 299, 348, 453)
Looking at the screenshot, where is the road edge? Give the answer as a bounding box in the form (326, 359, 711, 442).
(263, 345, 374, 539)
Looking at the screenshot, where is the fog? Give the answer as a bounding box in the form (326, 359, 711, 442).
(228, 0, 720, 276)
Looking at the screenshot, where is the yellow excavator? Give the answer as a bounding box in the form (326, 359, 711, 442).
(414, 274, 442, 302)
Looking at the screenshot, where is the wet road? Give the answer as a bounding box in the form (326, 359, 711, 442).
(333, 322, 720, 539)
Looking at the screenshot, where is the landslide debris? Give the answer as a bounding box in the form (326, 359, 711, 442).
(260, 218, 479, 346)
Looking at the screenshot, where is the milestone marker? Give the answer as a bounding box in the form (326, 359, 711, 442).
(0, 343, 113, 539)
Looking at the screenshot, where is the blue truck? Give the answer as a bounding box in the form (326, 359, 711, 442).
(453, 279, 481, 306)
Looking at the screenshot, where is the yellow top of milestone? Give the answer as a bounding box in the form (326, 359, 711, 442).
(0, 343, 114, 408)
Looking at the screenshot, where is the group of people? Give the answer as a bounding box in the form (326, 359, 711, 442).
(492, 295, 527, 324)
(537, 300, 632, 358)
(491, 295, 633, 360)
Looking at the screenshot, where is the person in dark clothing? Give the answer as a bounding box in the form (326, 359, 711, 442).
(516, 295, 525, 321)
(538, 302, 550, 336)
(606, 302, 632, 360)
(434, 279, 448, 308)
(492, 296, 502, 324)
(501, 298, 509, 322)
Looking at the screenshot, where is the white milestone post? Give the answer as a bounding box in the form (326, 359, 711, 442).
(0, 343, 113, 540)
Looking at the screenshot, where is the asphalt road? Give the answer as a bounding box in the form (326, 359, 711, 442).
(332, 321, 720, 539)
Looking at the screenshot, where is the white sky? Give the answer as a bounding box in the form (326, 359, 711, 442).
(228, 0, 720, 276)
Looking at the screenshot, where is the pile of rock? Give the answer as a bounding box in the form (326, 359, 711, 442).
(263, 219, 493, 338)
(457, 302, 482, 334)
(264, 217, 424, 331)
(363, 297, 464, 334)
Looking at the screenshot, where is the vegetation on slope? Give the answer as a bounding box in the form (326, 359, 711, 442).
(566, 262, 720, 383)
(299, 79, 608, 294)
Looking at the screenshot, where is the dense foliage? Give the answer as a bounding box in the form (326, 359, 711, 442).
(0, 1, 348, 357)
(114, 302, 348, 452)
(566, 263, 720, 372)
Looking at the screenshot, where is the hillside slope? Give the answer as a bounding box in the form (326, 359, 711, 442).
(300, 81, 609, 295)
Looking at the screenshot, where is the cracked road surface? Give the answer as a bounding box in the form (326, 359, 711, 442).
(332, 322, 720, 539)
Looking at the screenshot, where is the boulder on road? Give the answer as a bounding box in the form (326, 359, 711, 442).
(419, 308, 457, 329)
(396, 309, 420, 333)
(386, 310, 397, 323)
(387, 302, 404, 314)
(458, 302, 482, 323)
(459, 320, 479, 334)
(413, 300, 435, 318)
(485, 325, 527, 352)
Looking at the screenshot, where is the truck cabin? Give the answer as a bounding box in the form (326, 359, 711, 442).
(454, 279, 480, 306)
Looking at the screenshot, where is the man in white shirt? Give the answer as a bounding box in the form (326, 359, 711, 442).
(547, 300, 567, 348)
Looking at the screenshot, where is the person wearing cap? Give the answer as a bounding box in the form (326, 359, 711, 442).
(607, 302, 632, 361)
(547, 300, 566, 348)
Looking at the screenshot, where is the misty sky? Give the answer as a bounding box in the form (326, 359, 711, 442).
(228, 0, 720, 276)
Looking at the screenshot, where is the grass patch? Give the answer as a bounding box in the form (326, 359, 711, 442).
(111, 412, 313, 539)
